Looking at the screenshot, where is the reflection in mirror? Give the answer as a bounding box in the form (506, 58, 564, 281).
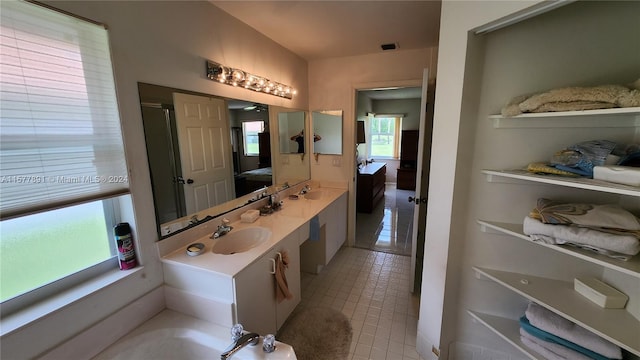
(312, 110, 343, 155)
(272, 107, 310, 187)
(278, 111, 306, 154)
(138, 83, 306, 239)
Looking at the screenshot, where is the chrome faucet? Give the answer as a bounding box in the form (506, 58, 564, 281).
(220, 332, 260, 359)
(211, 218, 233, 239)
(299, 184, 311, 195)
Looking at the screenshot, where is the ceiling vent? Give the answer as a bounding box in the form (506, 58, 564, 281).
(381, 43, 398, 51)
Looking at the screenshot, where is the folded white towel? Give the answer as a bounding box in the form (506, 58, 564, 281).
(532, 199, 640, 231)
(520, 328, 593, 360)
(523, 216, 640, 256)
(529, 233, 632, 261)
(525, 303, 622, 359)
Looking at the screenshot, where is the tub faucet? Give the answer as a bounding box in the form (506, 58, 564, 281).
(220, 332, 260, 359)
(211, 218, 233, 239)
(299, 184, 311, 195)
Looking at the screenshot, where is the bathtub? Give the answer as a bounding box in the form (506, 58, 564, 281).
(92, 310, 296, 359)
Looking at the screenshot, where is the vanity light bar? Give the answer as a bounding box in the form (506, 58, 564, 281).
(206, 60, 296, 99)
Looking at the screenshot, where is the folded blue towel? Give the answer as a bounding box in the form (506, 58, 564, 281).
(310, 215, 320, 241)
(520, 316, 614, 360)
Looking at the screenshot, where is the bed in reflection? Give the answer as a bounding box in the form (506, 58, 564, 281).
(235, 167, 272, 197)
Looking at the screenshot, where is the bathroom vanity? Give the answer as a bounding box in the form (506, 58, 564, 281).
(159, 184, 348, 335)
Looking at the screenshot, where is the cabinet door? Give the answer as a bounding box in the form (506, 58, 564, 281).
(325, 193, 348, 263)
(234, 251, 277, 335)
(275, 232, 301, 329)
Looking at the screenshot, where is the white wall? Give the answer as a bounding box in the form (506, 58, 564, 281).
(418, 1, 544, 359)
(1, 1, 308, 358)
(373, 98, 422, 130)
(308, 47, 437, 245)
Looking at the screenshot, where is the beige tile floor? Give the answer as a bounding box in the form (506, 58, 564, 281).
(298, 247, 425, 360)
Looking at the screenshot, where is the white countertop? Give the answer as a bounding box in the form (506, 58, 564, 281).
(161, 187, 347, 278)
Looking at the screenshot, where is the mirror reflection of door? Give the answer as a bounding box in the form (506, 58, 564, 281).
(173, 93, 234, 214)
(140, 103, 186, 223)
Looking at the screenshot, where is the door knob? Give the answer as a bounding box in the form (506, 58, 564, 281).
(176, 176, 194, 185)
(408, 196, 427, 204)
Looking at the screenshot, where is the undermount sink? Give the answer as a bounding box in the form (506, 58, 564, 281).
(303, 190, 326, 200)
(211, 227, 271, 255)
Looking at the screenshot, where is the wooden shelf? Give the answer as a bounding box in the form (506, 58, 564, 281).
(467, 310, 542, 360)
(472, 266, 640, 356)
(483, 169, 640, 197)
(489, 107, 640, 128)
(477, 220, 640, 279)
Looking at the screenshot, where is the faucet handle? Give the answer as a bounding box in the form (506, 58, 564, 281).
(231, 323, 244, 341)
(263, 334, 276, 353)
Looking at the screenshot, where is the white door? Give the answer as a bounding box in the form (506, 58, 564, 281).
(173, 93, 234, 215)
(410, 69, 434, 292)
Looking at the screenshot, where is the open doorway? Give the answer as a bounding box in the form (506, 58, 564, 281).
(353, 78, 435, 293)
(353, 87, 422, 258)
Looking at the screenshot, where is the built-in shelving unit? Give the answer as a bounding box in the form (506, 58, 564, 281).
(472, 104, 640, 358)
(490, 107, 640, 128)
(473, 267, 640, 356)
(477, 220, 640, 278)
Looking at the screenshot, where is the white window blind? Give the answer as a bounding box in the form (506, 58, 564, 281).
(0, 0, 129, 219)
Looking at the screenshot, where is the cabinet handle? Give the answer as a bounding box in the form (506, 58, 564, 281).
(269, 258, 276, 274)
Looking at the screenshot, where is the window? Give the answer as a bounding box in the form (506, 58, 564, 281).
(368, 115, 402, 158)
(0, 1, 129, 309)
(242, 121, 264, 156)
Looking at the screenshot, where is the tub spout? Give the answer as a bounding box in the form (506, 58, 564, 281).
(220, 332, 260, 359)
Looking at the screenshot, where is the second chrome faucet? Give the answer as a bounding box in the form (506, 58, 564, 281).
(211, 218, 233, 239)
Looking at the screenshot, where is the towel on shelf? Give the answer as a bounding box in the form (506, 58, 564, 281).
(275, 251, 293, 303)
(520, 327, 594, 360)
(530, 198, 640, 232)
(523, 216, 640, 256)
(309, 215, 320, 241)
(519, 316, 614, 360)
(525, 303, 622, 359)
(500, 82, 640, 117)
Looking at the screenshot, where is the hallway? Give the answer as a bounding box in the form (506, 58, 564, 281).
(295, 182, 424, 359)
(355, 184, 415, 256)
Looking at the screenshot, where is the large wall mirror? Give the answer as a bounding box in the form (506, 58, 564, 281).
(312, 110, 343, 155)
(138, 83, 309, 238)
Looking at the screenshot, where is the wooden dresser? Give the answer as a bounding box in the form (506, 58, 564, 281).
(397, 130, 418, 190)
(357, 162, 386, 213)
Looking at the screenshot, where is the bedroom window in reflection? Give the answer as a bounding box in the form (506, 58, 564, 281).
(242, 121, 265, 156)
(369, 116, 402, 159)
(0, 1, 130, 312)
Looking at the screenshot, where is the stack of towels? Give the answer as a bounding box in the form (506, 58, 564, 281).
(523, 198, 640, 261)
(520, 302, 622, 360)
